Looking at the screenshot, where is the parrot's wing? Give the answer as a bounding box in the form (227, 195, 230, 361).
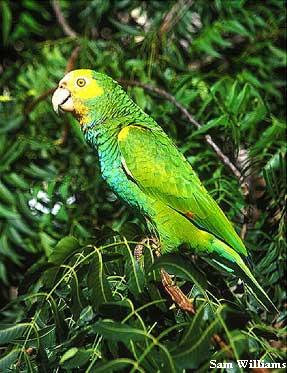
(118, 125, 247, 256)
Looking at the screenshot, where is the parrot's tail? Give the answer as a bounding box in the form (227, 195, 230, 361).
(205, 238, 278, 314)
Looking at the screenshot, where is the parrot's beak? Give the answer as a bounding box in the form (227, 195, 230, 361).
(52, 87, 74, 114)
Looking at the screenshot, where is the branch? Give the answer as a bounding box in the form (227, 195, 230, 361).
(237, 147, 265, 239)
(159, 268, 233, 357)
(120, 80, 242, 181)
(52, 0, 78, 38)
(160, 268, 195, 314)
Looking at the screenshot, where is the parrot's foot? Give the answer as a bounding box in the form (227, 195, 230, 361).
(134, 236, 160, 262)
(134, 237, 195, 314)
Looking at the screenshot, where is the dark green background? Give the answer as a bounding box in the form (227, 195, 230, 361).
(0, 0, 285, 371)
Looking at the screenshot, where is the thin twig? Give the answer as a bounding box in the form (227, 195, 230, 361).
(240, 220, 248, 240)
(205, 134, 242, 180)
(52, 0, 78, 38)
(160, 0, 193, 36)
(237, 148, 266, 239)
(24, 87, 55, 116)
(120, 79, 242, 181)
(53, 118, 69, 145)
(65, 45, 81, 73)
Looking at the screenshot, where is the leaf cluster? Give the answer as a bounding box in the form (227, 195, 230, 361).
(0, 235, 285, 371)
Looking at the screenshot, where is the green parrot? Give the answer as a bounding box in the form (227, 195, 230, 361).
(52, 69, 277, 313)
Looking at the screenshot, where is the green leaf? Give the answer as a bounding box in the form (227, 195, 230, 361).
(48, 236, 80, 265)
(4, 172, 29, 190)
(49, 296, 69, 343)
(177, 305, 206, 347)
(87, 248, 113, 310)
(60, 347, 78, 364)
(61, 348, 92, 368)
(23, 163, 55, 179)
(99, 301, 132, 321)
(226, 80, 238, 109)
(0, 349, 20, 371)
(133, 87, 147, 110)
(91, 358, 137, 373)
(1, 1, 12, 45)
(70, 272, 84, 319)
(0, 205, 19, 220)
(151, 254, 207, 292)
(0, 141, 26, 172)
(0, 262, 8, 285)
(144, 242, 158, 282)
(11, 217, 35, 237)
(0, 180, 15, 204)
(221, 19, 251, 37)
(109, 17, 141, 35)
(21, 12, 43, 34)
(230, 83, 250, 115)
(190, 115, 228, 138)
(172, 315, 221, 368)
(268, 45, 286, 66)
(122, 241, 145, 296)
(93, 320, 147, 342)
(0, 324, 29, 345)
(79, 306, 94, 324)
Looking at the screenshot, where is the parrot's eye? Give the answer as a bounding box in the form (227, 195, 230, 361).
(76, 78, 86, 87)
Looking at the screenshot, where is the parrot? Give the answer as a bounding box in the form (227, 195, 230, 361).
(52, 69, 277, 313)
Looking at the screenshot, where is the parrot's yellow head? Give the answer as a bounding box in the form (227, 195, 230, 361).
(52, 69, 141, 128)
(52, 69, 111, 125)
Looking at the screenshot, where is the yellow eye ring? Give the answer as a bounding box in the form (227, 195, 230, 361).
(76, 78, 86, 87)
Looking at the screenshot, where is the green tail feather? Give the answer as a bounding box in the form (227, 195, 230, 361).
(206, 239, 278, 313)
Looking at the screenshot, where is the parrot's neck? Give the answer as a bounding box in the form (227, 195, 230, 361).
(83, 119, 119, 149)
(81, 84, 155, 133)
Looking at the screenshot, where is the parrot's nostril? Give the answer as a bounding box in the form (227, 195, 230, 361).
(59, 79, 68, 88)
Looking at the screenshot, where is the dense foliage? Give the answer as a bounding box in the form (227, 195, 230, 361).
(0, 0, 286, 371)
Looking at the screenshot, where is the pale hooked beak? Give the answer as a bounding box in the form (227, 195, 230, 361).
(52, 87, 74, 114)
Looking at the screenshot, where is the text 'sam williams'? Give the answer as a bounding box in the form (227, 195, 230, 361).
(210, 360, 286, 369)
